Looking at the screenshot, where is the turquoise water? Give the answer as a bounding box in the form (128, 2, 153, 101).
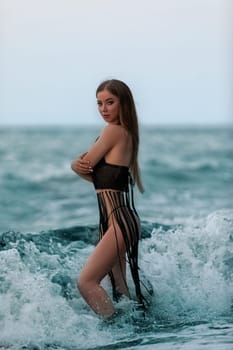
(0, 126, 232, 349)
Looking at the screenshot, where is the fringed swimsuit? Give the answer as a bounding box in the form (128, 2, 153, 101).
(92, 157, 145, 306)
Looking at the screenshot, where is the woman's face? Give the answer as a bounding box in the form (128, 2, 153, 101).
(96, 89, 120, 124)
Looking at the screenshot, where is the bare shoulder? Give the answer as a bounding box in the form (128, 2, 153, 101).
(103, 124, 129, 140)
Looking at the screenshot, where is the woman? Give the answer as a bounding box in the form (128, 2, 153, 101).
(71, 79, 145, 318)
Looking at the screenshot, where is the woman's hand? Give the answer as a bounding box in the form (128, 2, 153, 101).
(71, 153, 93, 175)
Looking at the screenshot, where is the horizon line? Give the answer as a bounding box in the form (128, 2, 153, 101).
(0, 122, 232, 129)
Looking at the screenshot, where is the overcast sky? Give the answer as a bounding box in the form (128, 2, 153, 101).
(0, 0, 232, 126)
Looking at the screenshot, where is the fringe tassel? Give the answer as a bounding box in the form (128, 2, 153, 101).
(96, 176, 147, 307)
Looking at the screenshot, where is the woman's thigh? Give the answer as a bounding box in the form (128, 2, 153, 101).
(79, 225, 126, 284)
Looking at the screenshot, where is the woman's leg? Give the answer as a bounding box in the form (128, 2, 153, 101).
(77, 225, 127, 317)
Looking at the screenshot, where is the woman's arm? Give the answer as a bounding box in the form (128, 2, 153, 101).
(81, 125, 121, 167)
(71, 125, 122, 181)
(71, 152, 93, 182)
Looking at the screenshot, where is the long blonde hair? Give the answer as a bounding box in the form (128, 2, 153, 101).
(96, 79, 144, 193)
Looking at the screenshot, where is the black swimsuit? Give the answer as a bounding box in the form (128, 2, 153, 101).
(93, 157, 145, 306)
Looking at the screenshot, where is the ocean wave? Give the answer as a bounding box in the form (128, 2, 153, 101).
(140, 208, 233, 320)
(147, 157, 230, 175)
(2, 166, 73, 186)
(0, 210, 232, 349)
(0, 222, 162, 252)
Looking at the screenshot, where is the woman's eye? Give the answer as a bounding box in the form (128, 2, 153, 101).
(107, 101, 113, 105)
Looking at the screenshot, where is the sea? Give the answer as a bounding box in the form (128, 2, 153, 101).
(0, 125, 232, 350)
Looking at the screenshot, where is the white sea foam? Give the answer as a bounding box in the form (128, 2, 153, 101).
(0, 245, 112, 349)
(140, 209, 233, 321)
(0, 209, 232, 349)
